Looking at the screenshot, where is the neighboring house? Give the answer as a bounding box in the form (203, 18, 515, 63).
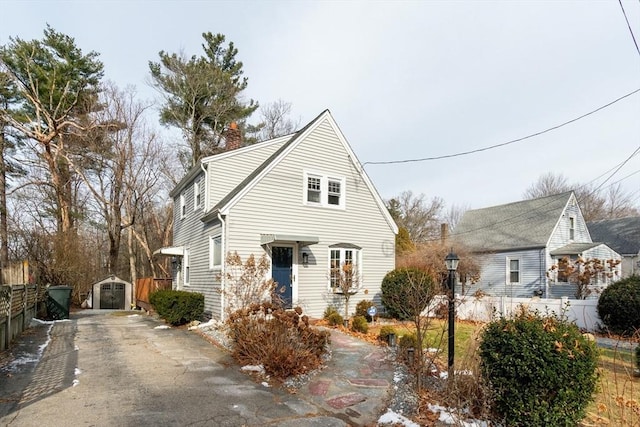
(588, 216, 640, 278)
(453, 191, 620, 299)
(155, 110, 397, 320)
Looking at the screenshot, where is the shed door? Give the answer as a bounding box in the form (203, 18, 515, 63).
(100, 282, 125, 309)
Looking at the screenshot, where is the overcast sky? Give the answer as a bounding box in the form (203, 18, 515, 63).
(1, 0, 639, 210)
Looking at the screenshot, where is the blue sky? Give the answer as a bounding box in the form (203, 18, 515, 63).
(1, 0, 639, 210)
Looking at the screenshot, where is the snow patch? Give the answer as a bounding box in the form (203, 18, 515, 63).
(427, 403, 490, 427)
(72, 379, 80, 387)
(261, 381, 270, 388)
(378, 409, 420, 427)
(75, 367, 82, 375)
(127, 314, 140, 318)
(241, 364, 265, 374)
(154, 325, 170, 330)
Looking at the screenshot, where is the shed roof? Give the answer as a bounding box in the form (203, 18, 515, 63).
(550, 242, 600, 256)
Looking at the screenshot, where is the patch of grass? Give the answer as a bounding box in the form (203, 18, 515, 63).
(365, 318, 639, 426)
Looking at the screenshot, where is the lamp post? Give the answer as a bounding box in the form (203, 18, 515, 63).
(445, 250, 459, 380)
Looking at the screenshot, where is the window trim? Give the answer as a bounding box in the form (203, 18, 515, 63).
(328, 246, 361, 291)
(507, 258, 520, 284)
(194, 177, 204, 211)
(184, 248, 190, 286)
(303, 170, 346, 209)
(569, 216, 575, 241)
(209, 234, 222, 270)
(180, 194, 186, 219)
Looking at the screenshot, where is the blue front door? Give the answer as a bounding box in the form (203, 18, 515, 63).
(272, 246, 293, 308)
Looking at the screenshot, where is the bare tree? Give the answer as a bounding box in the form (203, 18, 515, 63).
(548, 256, 621, 299)
(443, 203, 470, 232)
(330, 261, 363, 322)
(255, 100, 300, 141)
(523, 172, 639, 221)
(386, 191, 444, 244)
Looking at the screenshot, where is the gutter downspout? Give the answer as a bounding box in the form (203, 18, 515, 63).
(217, 212, 226, 320)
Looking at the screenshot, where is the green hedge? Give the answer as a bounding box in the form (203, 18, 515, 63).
(479, 311, 598, 426)
(597, 275, 640, 336)
(149, 289, 204, 326)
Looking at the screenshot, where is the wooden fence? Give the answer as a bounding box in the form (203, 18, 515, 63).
(0, 284, 45, 351)
(135, 277, 172, 311)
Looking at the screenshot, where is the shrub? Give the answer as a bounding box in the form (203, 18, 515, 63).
(597, 275, 640, 336)
(378, 325, 396, 342)
(381, 267, 434, 320)
(355, 299, 375, 322)
(323, 305, 339, 320)
(326, 312, 344, 327)
(149, 289, 204, 326)
(351, 315, 368, 333)
(479, 310, 598, 426)
(636, 344, 640, 371)
(227, 303, 330, 379)
(398, 333, 417, 349)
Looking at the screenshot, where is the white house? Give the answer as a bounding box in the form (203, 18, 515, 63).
(155, 110, 397, 319)
(453, 191, 621, 299)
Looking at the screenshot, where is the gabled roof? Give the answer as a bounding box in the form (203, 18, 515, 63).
(201, 110, 398, 234)
(588, 216, 640, 255)
(453, 191, 575, 252)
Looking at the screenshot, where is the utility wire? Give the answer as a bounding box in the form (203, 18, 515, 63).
(618, 0, 640, 57)
(363, 88, 640, 166)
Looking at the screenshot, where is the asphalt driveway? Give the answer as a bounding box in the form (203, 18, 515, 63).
(0, 311, 348, 427)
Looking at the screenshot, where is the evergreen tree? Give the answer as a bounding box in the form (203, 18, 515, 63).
(149, 32, 258, 168)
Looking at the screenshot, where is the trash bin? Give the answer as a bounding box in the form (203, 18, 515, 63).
(47, 286, 73, 319)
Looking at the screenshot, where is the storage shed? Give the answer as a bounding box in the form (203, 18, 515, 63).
(91, 275, 132, 310)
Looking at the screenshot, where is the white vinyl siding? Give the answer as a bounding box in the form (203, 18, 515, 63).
(171, 115, 395, 320)
(225, 118, 395, 318)
(205, 137, 288, 208)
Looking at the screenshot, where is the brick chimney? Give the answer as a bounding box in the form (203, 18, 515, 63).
(441, 223, 449, 244)
(225, 122, 242, 151)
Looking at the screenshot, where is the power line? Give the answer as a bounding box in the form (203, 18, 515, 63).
(363, 88, 640, 166)
(618, 0, 640, 57)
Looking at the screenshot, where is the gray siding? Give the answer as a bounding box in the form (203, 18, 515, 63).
(172, 169, 223, 319)
(225, 119, 395, 318)
(475, 249, 547, 298)
(548, 196, 591, 250)
(205, 138, 287, 208)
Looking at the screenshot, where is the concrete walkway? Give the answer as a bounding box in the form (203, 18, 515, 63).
(0, 311, 395, 427)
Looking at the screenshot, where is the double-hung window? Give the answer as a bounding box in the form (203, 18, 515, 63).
(304, 171, 345, 209)
(569, 217, 575, 240)
(307, 176, 322, 203)
(194, 176, 204, 210)
(329, 245, 361, 291)
(180, 194, 186, 219)
(184, 249, 190, 286)
(508, 258, 520, 283)
(209, 235, 222, 269)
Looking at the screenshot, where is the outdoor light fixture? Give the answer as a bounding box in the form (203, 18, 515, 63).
(302, 252, 309, 266)
(445, 250, 459, 380)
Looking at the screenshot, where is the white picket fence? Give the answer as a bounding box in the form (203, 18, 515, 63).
(429, 295, 601, 333)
